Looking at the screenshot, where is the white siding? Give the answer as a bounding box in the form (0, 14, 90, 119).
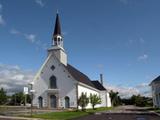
(151, 83, 160, 108)
(33, 54, 77, 108)
(78, 85, 103, 109)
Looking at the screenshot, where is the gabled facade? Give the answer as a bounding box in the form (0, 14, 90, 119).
(150, 76, 160, 108)
(32, 13, 111, 109)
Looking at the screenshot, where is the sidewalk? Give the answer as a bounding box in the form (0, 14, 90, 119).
(0, 115, 42, 120)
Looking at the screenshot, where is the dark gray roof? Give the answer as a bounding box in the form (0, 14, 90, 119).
(53, 13, 61, 36)
(150, 75, 160, 85)
(65, 64, 95, 88)
(91, 81, 106, 91)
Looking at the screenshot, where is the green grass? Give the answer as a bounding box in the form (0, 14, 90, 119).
(32, 111, 88, 120)
(86, 107, 112, 113)
(32, 107, 112, 120)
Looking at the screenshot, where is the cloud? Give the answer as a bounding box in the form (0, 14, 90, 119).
(105, 82, 151, 98)
(10, 29, 36, 43)
(0, 14, 5, 25)
(0, 4, 5, 26)
(10, 29, 21, 35)
(24, 34, 36, 43)
(35, 0, 45, 7)
(10, 28, 49, 50)
(138, 54, 148, 61)
(139, 38, 145, 44)
(0, 64, 35, 95)
(135, 83, 148, 89)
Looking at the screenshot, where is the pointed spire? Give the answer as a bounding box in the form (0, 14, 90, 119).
(53, 13, 61, 36)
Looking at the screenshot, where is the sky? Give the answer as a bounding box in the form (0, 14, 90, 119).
(0, 0, 160, 97)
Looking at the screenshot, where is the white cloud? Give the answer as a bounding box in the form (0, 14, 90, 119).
(0, 63, 35, 94)
(0, 14, 5, 25)
(35, 0, 44, 7)
(11, 74, 25, 81)
(10, 29, 36, 43)
(10, 28, 48, 50)
(126, 37, 145, 47)
(24, 34, 36, 43)
(10, 29, 21, 35)
(138, 54, 148, 61)
(139, 38, 145, 44)
(105, 82, 151, 98)
(135, 83, 148, 89)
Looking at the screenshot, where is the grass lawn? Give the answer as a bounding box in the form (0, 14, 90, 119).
(32, 107, 112, 120)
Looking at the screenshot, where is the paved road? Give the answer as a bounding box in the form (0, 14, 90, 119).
(73, 105, 160, 120)
(0, 105, 159, 120)
(74, 113, 160, 120)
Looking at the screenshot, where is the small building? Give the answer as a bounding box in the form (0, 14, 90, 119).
(32, 13, 111, 109)
(150, 75, 160, 108)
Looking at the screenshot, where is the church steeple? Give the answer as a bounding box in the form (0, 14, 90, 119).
(48, 13, 67, 66)
(53, 13, 61, 36)
(52, 13, 63, 48)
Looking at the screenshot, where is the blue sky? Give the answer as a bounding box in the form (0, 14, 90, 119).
(0, 0, 160, 96)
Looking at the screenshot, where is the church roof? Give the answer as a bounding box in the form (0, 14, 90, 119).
(150, 75, 160, 85)
(53, 13, 61, 36)
(91, 81, 106, 91)
(66, 64, 95, 88)
(65, 64, 106, 91)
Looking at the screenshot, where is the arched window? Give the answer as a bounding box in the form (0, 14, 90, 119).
(50, 75, 57, 89)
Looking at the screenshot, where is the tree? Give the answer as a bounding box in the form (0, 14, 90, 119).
(90, 94, 101, 109)
(78, 92, 89, 111)
(121, 95, 153, 107)
(109, 90, 121, 106)
(9, 92, 31, 105)
(0, 88, 7, 105)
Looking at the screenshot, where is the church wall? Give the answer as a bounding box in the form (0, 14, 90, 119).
(33, 55, 77, 108)
(60, 50, 67, 66)
(151, 83, 160, 108)
(78, 85, 102, 109)
(99, 91, 111, 107)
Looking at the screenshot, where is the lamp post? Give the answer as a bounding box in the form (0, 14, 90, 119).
(28, 82, 35, 117)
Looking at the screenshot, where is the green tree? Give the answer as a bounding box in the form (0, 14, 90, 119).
(9, 92, 31, 105)
(90, 94, 101, 109)
(109, 90, 121, 106)
(78, 92, 89, 111)
(122, 95, 153, 107)
(0, 88, 7, 105)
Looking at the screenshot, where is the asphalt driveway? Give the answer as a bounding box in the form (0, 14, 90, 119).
(73, 105, 160, 120)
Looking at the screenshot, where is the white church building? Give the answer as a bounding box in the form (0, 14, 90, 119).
(150, 75, 160, 108)
(32, 13, 111, 109)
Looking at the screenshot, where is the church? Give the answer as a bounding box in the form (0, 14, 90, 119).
(32, 13, 111, 109)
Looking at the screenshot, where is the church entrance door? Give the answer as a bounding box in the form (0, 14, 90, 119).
(50, 95, 56, 108)
(38, 96, 43, 108)
(65, 96, 70, 108)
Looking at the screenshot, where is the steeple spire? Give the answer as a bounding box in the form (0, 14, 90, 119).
(52, 13, 63, 48)
(53, 13, 61, 36)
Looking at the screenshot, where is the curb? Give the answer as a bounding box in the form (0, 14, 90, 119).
(151, 111, 160, 117)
